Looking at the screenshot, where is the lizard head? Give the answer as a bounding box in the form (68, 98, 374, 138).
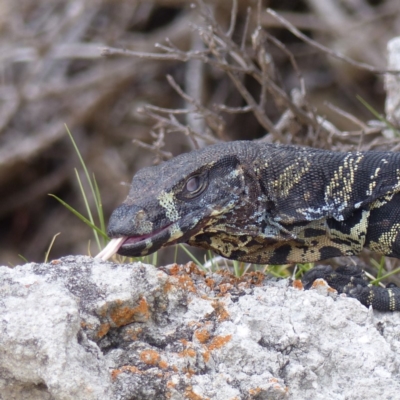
(103, 141, 261, 258)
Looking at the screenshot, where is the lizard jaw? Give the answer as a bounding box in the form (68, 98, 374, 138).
(119, 222, 175, 256)
(95, 223, 174, 260)
(99, 208, 225, 261)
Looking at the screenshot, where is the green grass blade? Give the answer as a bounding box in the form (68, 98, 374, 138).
(74, 169, 101, 249)
(178, 244, 204, 269)
(65, 125, 106, 249)
(44, 232, 61, 263)
(49, 194, 108, 240)
(65, 125, 102, 211)
(356, 95, 400, 137)
(294, 263, 314, 279)
(370, 256, 386, 282)
(93, 174, 106, 235)
(18, 254, 28, 263)
(233, 260, 241, 277)
(207, 250, 215, 270)
(151, 250, 158, 266)
(265, 264, 291, 278)
(371, 267, 400, 285)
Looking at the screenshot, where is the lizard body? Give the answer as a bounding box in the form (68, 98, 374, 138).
(107, 141, 400, 310)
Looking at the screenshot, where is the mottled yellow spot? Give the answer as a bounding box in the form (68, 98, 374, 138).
(367, 290, 374, 306)
(273, 159, 311, 198)
(370, 193, 395, 210)
(324, 153, 364, 207)
(368, 223, 400, 255)
(366, 167, 381, 196)
(169, 222, 183, 241)
(388, 289, 396, 311)
(158, 190, 179, 221)
(328, 209, 369, 254)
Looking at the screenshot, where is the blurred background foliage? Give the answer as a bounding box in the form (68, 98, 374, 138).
(1, 0, 400, 269)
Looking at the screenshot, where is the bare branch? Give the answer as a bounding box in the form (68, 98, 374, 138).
(266, 8, 400, 75)
(215, 105, 253, 114)
(142, 105, 192, 114)
(101, 45, 209, 62)
(240, 7, 251, 51)
(141, 106, 219, 146)
(264, 32, 307, 97)
(324, 102, 369, 130)
(132, 137, 173, 163)
(166, 75, 225, 138)
(226, 0, 238, 39)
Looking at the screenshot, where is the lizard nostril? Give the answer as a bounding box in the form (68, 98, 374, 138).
(135, 210, 147, 221)
(133, 210, 153, 234)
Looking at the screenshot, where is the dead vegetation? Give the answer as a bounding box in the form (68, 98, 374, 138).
(1, 0, 400, 269)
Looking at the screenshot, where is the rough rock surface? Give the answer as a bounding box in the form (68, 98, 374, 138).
(1, 256, 400, 400)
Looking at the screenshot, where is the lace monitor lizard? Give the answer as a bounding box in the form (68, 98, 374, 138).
(101, 141, 400, 311)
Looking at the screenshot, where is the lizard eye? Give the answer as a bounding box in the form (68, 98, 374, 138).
(186, 176, 200, 192)
(180, 173, 208, 199)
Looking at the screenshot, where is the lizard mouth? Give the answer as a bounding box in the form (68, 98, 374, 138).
(97, 207, 222, 261)
(123, 223, 173, 246)
(95, 223, 174, 261)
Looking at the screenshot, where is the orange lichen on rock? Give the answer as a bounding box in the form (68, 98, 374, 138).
(111, 365, 142, 380)
(269, 377, 289, 393)
(158, 359, 168, 369)
(50, 259, 61, 265)
(168, 263, 181, 275)
(208, 335, 232, 351)
(311, 278, 337, 293)
(97, 322, 111, 338)
(167, 380, 176, 388)
(292, 279, 304, 290)
(194, 329, 210, 344)
(247, 271, 265, 286)
(204, 278, 215, 289)
(183, 367, 196, 377)
(184, 261, 205, 276)
(80, 320, 93, 330)
(185, 386, 209, 400)
(201, 348, 210, 363)
(211, 300, 230, 321)
(140, 349, 160, 365)
(176, 275, 197, 292)
(164, 274, 197, 294)
(139, 349, 168, 369)
(124, 326, 143, 341)
(179, 347, 197, 358)
(178, 339, 197, 359)
(110, 297, 150, 327)
(218, 283, 233, 294)
(249, 387, 262, 396)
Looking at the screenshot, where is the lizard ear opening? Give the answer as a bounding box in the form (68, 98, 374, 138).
(179, 173, 208, 200)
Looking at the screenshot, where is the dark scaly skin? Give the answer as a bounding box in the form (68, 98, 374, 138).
(107, 141, 400, 311)
(302, 265, 400, 311)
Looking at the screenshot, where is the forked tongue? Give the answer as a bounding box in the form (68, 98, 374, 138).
(95, 237, 126, 261)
